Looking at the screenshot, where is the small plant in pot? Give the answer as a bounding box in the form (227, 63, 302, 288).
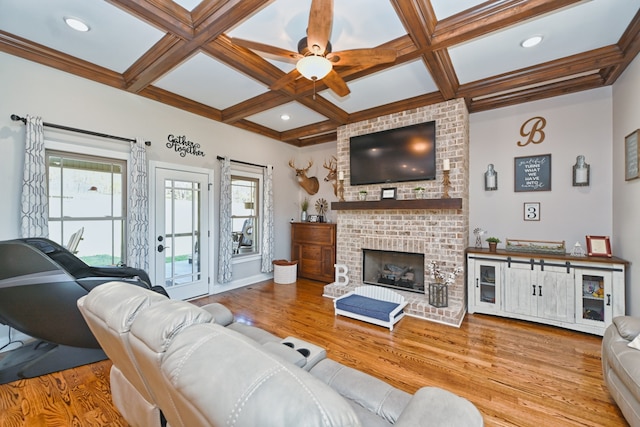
(358, 190, 368, 201)
(414, 186, 426, 199)
(486, 237, 501, 252)
(300, 197, 309, 222)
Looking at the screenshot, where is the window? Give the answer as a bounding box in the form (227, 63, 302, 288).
(47, 150, 126, 265)
(231, 173, 260, 256)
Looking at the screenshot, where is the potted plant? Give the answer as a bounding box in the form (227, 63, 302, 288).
(414, 186, 426, 199)
(358, 190, 368, 201)
(486, 237, 501, 252)
(300, 197, 309, 222)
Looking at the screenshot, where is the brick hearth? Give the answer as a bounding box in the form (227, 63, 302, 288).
(324, 99, 469, 327)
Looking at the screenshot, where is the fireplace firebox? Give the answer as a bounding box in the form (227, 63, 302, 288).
(362, 249, 425, 294)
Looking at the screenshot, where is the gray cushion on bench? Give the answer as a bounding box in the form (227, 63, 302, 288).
(335, 294, 401, 322)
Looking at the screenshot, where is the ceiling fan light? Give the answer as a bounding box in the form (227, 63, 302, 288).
(296, 55, 332, 81)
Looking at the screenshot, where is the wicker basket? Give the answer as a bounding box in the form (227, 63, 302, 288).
(273, 260, 298, 284)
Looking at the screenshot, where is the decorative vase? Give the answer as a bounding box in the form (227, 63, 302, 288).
(414, 189, 425, 199)
(488, 242, 497, 252)
(301, 211, 307, 222)
(358, 192, 367, 201)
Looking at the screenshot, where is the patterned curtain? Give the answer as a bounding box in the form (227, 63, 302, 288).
(218, 157, 233, 283)
(261, 165, 274, 273)
(127, 139, 149, 271)
(21, 115, 48, 238)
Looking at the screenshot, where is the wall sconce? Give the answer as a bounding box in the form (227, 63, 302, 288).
(484, 164, 498, 191)
(572, 155, 590, 186)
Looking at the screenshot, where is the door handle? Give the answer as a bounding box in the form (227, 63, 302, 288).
(607, 294, 611, 306)
(538, 285, 542, 297)
(476, 278, 479, 288)
(532, 284, 536, 296)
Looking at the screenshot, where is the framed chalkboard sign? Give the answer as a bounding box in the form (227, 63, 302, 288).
(514, 154, 551, 192)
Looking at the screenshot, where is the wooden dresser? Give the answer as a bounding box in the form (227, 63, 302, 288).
(290, 222, 336, 283)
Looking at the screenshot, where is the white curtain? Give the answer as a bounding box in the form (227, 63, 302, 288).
(261, 165, 274, 273)
(127, 139, 149, 271)
(218, 157, 233, 283)
(21, 115, 48, 238)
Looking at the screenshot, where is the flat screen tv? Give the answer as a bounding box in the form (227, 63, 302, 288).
(349, 121, 436, 186)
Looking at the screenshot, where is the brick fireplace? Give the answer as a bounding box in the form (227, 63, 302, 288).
(323, 99, 469, 327)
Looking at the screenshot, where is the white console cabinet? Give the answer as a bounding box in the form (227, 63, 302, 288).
(466, 248, 628, 336)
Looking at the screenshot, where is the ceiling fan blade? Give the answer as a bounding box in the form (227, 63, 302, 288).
(307, 0, 333, 55)
(232, 38, 301, 62)
(270, 68, 302, 91)
(323, 69, 350, 97)
(327, 48, 397, 66)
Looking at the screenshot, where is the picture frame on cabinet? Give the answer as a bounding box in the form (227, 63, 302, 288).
(625, 129, 639, 181)
(586, 235, 612, 257)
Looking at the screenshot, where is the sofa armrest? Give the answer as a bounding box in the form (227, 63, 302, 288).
(200, 303, 234, 326)
(262, 341, 307, 368)
(394, 387, 483, 427)
(613, 316, 640, 341)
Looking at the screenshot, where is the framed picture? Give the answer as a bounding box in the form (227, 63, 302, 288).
(523, 202, 540, 221)
(625, 129, 639, 181)
(381, 187, 397, 199)
(307, 215, 319, 223)
(586, 235, 612, 257)
(514, 154, 551, 192)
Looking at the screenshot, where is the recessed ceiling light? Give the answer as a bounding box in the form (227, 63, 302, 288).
(64, 17, 90, 32)
(280, 114, 291, 121)
(521, 35, 543, 48)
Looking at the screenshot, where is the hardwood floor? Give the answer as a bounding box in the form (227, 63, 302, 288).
(0, 278, 627, 426)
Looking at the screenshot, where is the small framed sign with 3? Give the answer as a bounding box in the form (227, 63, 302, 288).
(523, 202, 540, 221)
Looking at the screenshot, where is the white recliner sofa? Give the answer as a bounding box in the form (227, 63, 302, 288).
(78, 281, 483, 427)
(602, 316, 640, 427)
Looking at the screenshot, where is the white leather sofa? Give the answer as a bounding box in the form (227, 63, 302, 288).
(78, 281, 483, 427)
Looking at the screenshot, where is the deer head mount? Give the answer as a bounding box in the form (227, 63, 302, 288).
(289, 159, 319, 195)
(323, 155, 338, 196)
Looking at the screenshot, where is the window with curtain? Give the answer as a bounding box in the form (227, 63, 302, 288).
(231, 173, 260, 256)
(47, 150, 127, 265)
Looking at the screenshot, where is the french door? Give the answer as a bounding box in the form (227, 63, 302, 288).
(152, 165, 211, 300)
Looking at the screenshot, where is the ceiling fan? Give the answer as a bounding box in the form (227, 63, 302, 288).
(231, 0, 397, 97)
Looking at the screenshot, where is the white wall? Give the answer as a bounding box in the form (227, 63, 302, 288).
(0, 52, 302, 294)
(469, 88, 613, 249)
(612, 54, 640, 316)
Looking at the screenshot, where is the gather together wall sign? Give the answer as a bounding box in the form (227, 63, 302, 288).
(166, 134, 205, 157)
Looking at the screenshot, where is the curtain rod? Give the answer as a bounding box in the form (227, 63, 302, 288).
(10, 114, 151, 146)
(217, 155, 267, 169)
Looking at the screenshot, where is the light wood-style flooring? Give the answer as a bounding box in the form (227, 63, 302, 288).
(0, 278, 627, 426)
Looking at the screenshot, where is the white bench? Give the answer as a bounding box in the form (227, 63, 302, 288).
(334, 285, 407, 331)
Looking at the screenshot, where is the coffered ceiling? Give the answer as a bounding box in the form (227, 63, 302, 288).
(1, 1, 638, 146)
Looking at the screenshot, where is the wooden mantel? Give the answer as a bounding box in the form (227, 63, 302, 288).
(331, 198, 462, 211)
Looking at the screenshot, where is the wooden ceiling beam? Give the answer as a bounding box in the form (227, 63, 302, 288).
(139, 85, 223, 121)
(432, 0, 583, 49)
(602, 10, 640, 85)
(0, 30, 125, 89)
(107, 0, 194, 39)
(222, 92, 291, 124)
(390, 0, 457, 99)
(120, 0, 270, 93)
(458, 46, 624, 99)
(469, 74, 604, 113)
(281, 120, 340, 142)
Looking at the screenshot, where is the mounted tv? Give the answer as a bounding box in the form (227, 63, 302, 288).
(349, 121, 436, 186)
